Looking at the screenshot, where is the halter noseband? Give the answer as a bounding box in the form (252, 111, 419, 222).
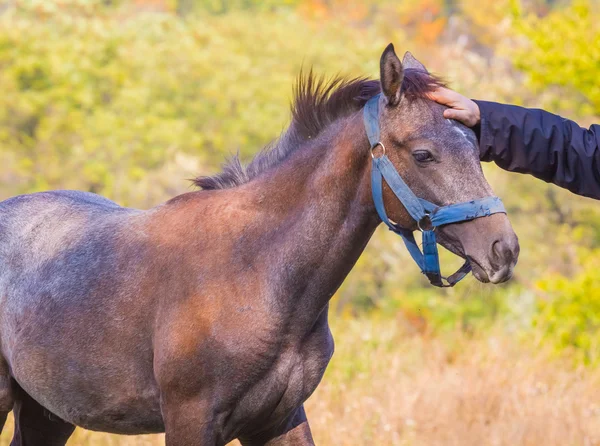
(364, 93, 506, 287)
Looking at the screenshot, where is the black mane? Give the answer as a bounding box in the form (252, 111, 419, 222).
(194, 69, 445, 190)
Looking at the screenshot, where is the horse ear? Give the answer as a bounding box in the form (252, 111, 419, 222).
(402, 51, 427, 72)
(380, 43, 404, 106)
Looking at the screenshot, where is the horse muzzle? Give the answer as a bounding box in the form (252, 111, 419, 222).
(439, 213, 520, 285)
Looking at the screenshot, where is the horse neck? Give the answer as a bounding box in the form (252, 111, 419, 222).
(247, 112, 379, 327)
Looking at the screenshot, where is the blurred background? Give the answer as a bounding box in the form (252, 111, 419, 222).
(1, 0, 600, 444)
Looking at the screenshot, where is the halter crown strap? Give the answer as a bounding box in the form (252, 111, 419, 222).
(364, 95, 381, 148)
(363, 94, 506, 287)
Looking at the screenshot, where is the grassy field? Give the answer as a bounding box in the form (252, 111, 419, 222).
(1, 317, 599, 446)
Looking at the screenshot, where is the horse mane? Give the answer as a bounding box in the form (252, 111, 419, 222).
(194, 68, 445, 190)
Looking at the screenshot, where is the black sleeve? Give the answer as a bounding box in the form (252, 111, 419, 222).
(474, 100, 600, 200)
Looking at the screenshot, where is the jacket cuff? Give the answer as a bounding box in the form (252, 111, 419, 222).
(473, 100, 496, 161)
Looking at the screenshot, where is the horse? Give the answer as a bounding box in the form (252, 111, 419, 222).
(0, 44, 519, 445)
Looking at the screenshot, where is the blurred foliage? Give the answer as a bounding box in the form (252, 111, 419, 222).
(0, 0, 399, 205)
(515, 0, 600, 117)
(535, 249, 600, 364)
(2, 0, 600, 364)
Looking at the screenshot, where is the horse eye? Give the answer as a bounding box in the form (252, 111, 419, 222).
(413, 150, 434, 163)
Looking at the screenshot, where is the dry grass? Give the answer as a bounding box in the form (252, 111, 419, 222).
(307, 318, 600, 446)
(1, 318, 599, 445)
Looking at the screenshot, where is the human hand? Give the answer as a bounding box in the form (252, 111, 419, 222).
(428, 87, 481, 127)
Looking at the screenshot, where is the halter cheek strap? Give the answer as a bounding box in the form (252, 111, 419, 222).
(364, 94, 506, 287)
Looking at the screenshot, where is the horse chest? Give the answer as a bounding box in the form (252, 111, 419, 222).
(226, 325, 334, 438)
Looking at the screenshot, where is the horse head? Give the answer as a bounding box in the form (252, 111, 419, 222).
(374, 44, 519, 284)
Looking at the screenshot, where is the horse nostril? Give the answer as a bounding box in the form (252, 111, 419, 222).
(492, 240, 513, 263)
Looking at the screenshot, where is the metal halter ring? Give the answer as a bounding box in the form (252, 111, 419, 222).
(417, 215, 435, 232)
(370, 142, 386, 159)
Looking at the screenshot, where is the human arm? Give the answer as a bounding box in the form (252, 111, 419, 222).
(429, 88, 600, 199)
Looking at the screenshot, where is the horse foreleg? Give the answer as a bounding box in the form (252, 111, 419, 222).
(10, 386, 75, 446)
(0, 359, 14, 433)
(161, 396, 225, 446)
(0, 411, 8, 434)
(239, 405, 315, 446)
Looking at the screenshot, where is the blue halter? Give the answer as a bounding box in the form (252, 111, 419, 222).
(364, 94, 506, 287)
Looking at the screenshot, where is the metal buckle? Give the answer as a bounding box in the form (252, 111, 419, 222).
(370, 142, 386, 159)
(417, 214, 435, 232)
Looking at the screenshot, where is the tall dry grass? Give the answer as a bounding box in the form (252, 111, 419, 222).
(307, 318, 600, 446)
(1, 317, 599, 445)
